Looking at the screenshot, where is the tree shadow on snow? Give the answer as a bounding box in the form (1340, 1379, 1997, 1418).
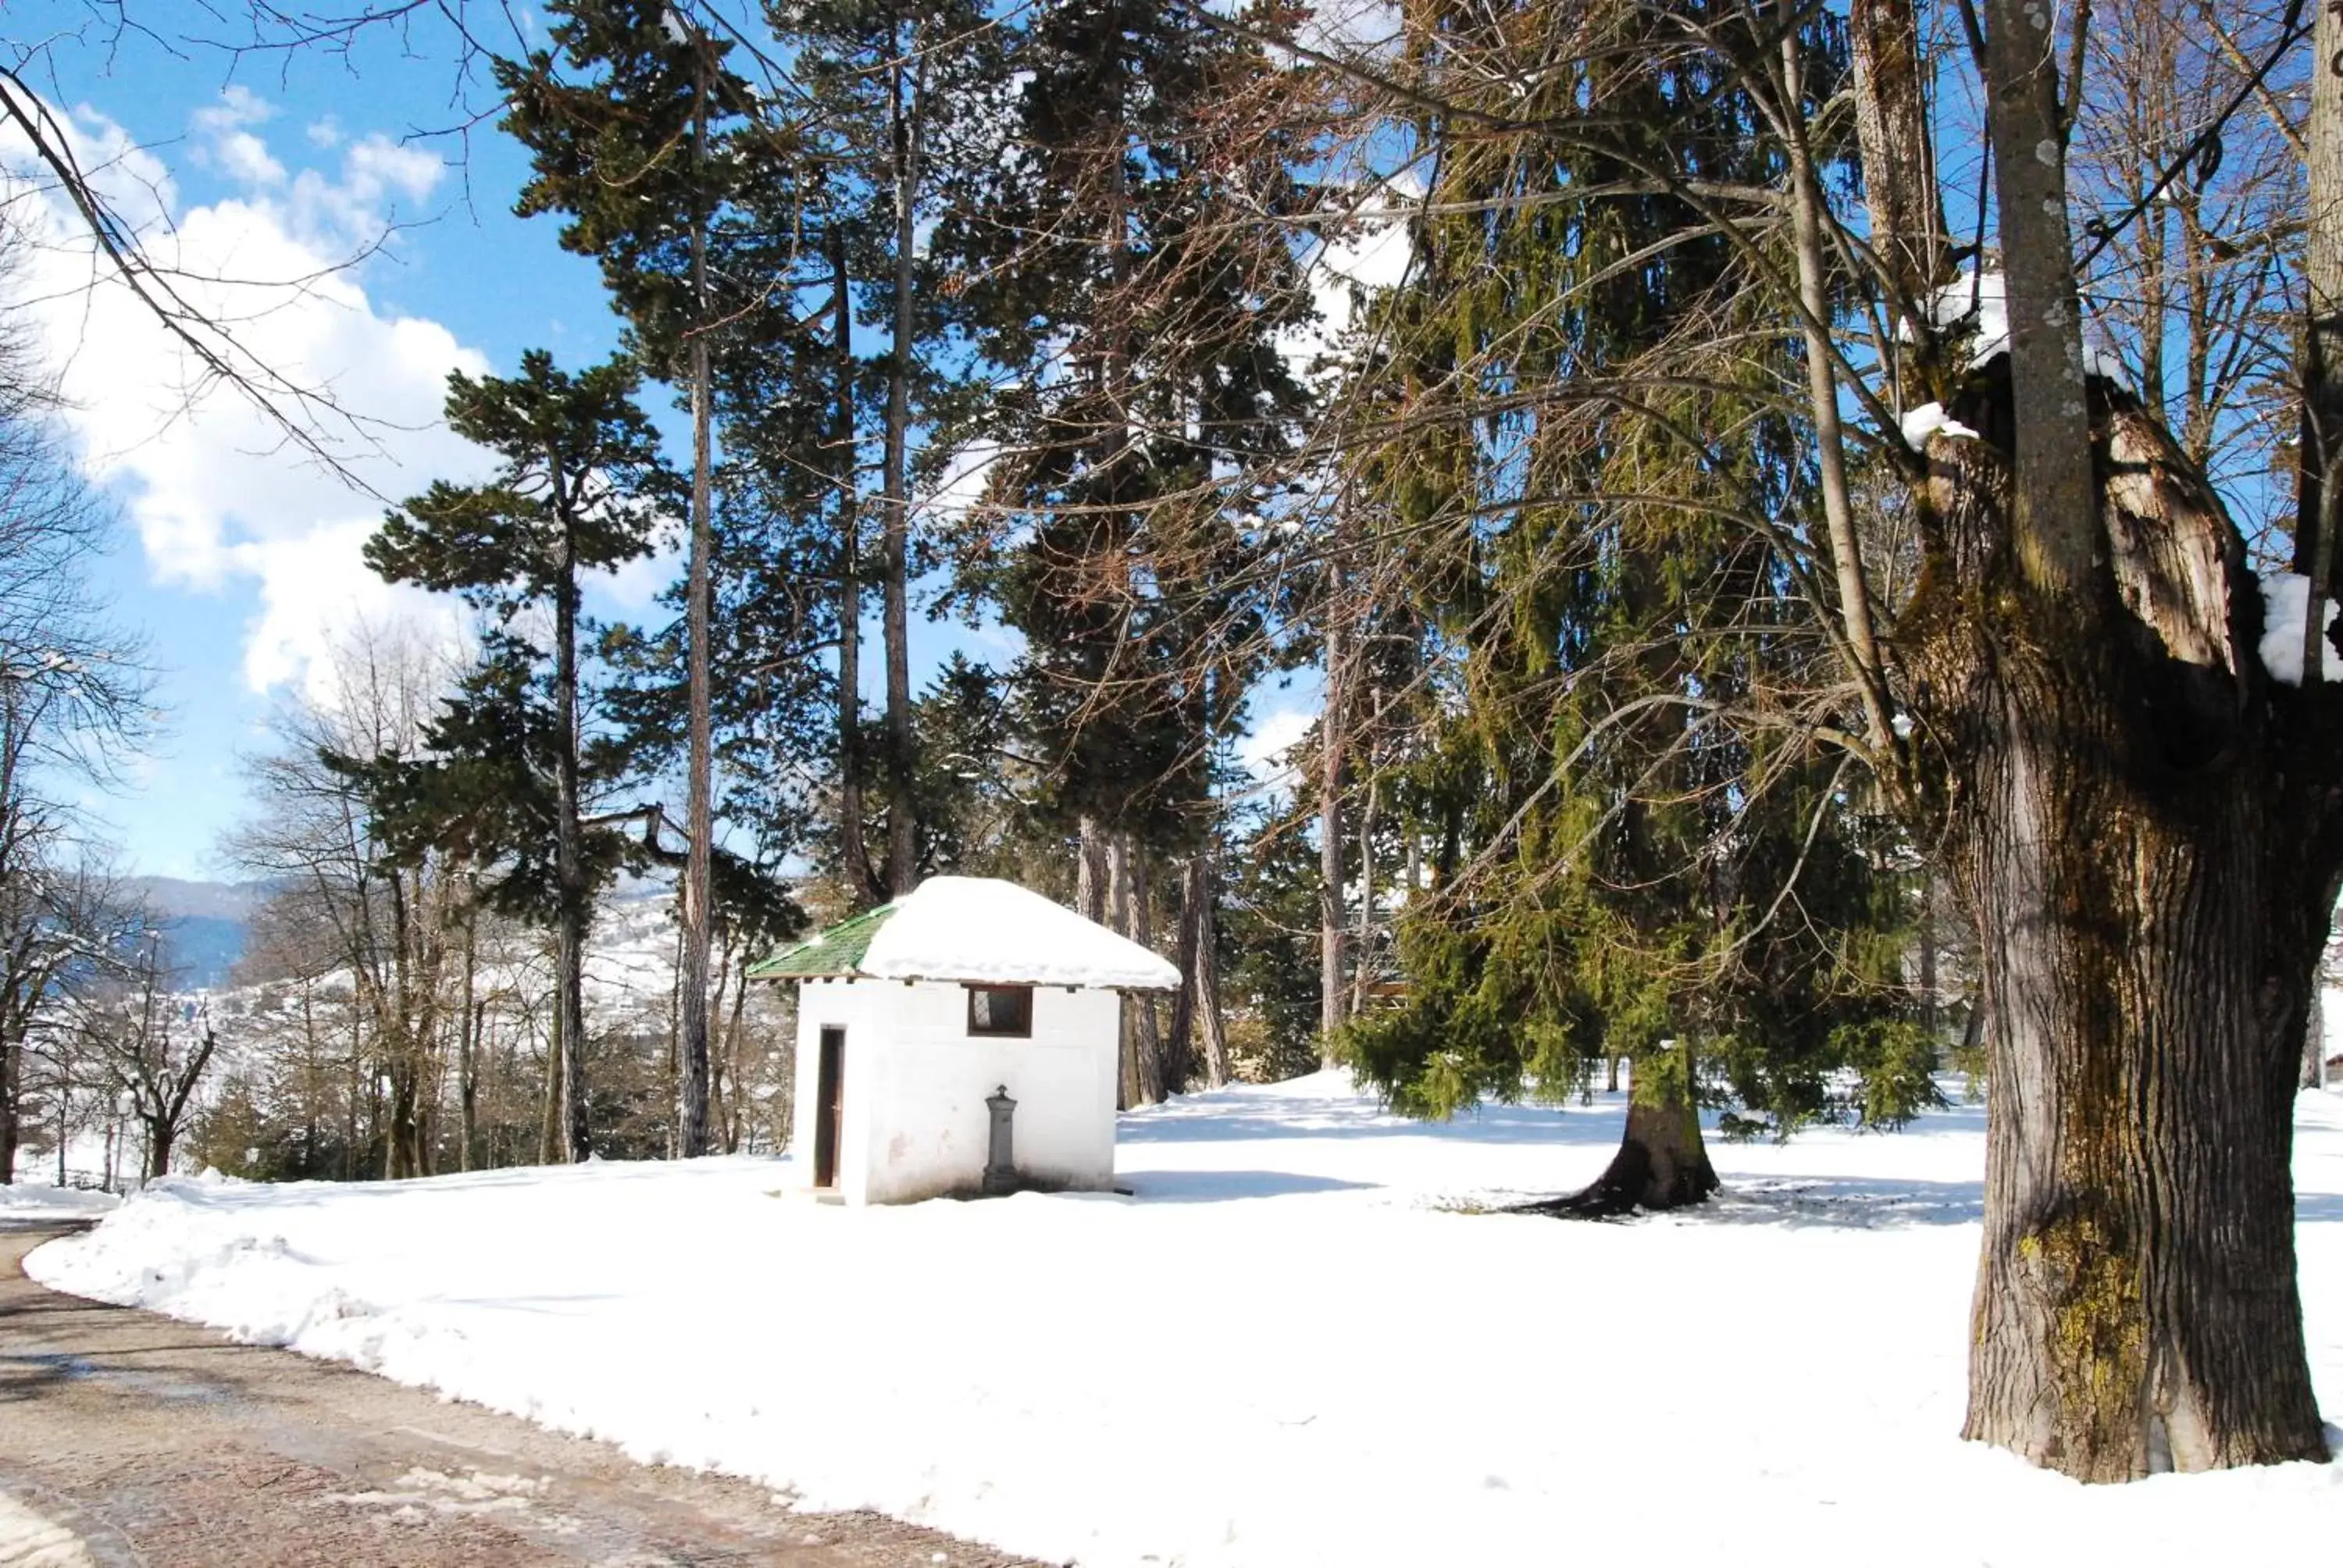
(1116, 1170, 1380, 1203)
(1681, 1175, 1986, 1228)
(1117, 1097, 1635, 1149)
(1493, 1177, 2343, 1230)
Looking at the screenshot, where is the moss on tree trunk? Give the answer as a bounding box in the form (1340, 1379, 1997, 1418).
(1906, 367, 2336, 1480)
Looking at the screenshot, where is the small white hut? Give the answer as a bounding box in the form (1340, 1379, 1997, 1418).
(749, 876, 1182, 1204)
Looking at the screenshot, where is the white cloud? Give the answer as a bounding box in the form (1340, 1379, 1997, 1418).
(1279, 173, 1421, 383)
(591, 540, 682, 617)
(921, 438, 1003, 523)
(191, 86, 286, 188)
(341, 134, 444, 207)
(305, 116, 342, 149)
(2, 91, 488, 701)
(1240, 701, 1315, 783)
(191, 84, 273, 132)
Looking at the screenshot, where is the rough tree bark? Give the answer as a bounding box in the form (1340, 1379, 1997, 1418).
(1076, 814, 1109, 924)
(1869, 0, 2334, 1481)
(1318, 600, 1348, 1064)
(1187, 850, 1231, 1089)
(1129, 839, 1164, 1107)
(1905, 367, 2336, 1479)
(879, 27, 926, 896)
(832, 231, 879, 907)
(1846, 0, 1949, 322)
(552, 504, 591, 1164)
(678, 27, 716, 1161)
(1168, 857, 1200, 1092)
(1109, 831, 1165, 1108)
(1522, 1038, 1714, 1217)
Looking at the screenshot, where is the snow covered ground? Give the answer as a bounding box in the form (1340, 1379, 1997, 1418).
(24, 1074, 2343, 1566)
(0, 1183, 119, 1223)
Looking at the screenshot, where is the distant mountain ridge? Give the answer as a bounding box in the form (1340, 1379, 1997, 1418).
(130, 877, 273, 923)
(130, 877, 273, 989)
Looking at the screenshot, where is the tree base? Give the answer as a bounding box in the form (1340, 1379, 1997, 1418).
(1512, 1099, 1719, 1219)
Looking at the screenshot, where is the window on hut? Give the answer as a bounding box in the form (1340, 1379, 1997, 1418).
(965, 984, 1034, 1039)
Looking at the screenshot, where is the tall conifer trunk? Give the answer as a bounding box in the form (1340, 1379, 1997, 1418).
(1128, 839, 1164, 1107)
(553, 505, 591, 1164)
(1186, 850, 1230, 1089)
(880, 25, 925, 896)
(833, 233, 878, 906)
(1318, 598, 1348, 1063)
(1526, 1039, 1714, 1217)
(678, 28, 715, 1160)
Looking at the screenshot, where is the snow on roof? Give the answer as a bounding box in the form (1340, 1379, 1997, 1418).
(749, 876, 1182, 992)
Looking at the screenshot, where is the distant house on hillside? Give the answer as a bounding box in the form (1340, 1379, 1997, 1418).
(747, 876, 1181, 1205)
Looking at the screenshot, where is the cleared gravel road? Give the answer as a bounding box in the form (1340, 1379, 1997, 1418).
(0, 1223, 1049, 1568)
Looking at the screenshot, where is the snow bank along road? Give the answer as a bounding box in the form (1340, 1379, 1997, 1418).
(24, 1073, 2343, 1567)
(0, 1224, 1041, 1568)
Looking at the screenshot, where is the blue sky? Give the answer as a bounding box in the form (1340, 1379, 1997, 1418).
(9, 2, 631, 877)
(6, 3, 1321, 880)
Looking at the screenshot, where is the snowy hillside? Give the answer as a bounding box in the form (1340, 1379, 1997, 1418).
(27, 1074, 2343, 1566)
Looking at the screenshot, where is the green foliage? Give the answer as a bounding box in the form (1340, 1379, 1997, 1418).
(1220, 805, 1325, 1074)
(1338, 0, 1925, 1142)
(947, 0, 1317, 854)
(366, 351, 672, 607)
(1829, 1017, 1948, 1130)
(348, 352, 669, 923)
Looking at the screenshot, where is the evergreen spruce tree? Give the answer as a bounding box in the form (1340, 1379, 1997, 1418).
(1339, 0, 1922, 1209)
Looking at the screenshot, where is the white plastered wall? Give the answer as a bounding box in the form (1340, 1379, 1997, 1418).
(790, 978, 1123, 1203)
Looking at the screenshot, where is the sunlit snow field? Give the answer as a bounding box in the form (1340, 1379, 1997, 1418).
(27, 1073, 2343, 1566)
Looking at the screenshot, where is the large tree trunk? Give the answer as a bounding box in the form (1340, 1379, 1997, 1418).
(1846, 0, 1949, 327)
(1075, 814, 1109, 924)
(1522, 1039, 1714, 1217)
(1129, 839, 1164, 1107)
(1167, 857, 1200, 1093)
(1907, 374, 2336, 1480)
(385, 1053, 425, 1180)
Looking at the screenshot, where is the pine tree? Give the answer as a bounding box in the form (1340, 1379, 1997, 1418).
(501, 0, 782, 1156)
(765, 0, 1013, 900)
(355, 351, 670, 1163)
(950, 0, 1316, 1099)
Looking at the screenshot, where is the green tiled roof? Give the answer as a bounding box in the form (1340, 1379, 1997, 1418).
(745, 901, 899, 980)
